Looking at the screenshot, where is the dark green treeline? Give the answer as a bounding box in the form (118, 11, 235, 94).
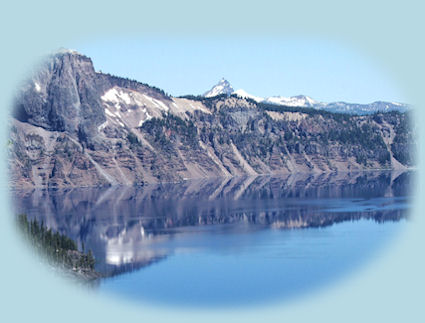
(16, 214, 96, 272)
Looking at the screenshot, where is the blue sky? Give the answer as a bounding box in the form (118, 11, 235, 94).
(70, 37, 405, 103)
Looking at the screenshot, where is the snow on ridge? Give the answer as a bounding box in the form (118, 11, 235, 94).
(264, 95, 318, 107)
(233, 89, 264, 102)
(101, 87, 170, 112)
(101, 86, 174, 130)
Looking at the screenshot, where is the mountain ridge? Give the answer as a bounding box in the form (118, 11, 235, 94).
(203, 79, 410, 115)
(8, 50, 415, 188)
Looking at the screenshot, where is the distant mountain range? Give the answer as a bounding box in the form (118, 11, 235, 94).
(8, 50, 414, 188)
(204, 79, 410, 115)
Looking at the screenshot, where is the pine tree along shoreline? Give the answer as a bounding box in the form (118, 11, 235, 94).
(16, 214, 101, 281)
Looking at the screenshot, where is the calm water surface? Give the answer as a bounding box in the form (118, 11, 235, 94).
(12, 171, 413, 307)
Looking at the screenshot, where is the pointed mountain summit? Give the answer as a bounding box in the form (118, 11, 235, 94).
(204, 78, 234, 97)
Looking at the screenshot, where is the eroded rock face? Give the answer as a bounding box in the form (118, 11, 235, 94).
(8, 51, 415, 188)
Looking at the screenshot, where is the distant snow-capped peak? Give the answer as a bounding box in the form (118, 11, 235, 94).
(264, 95, 319, 107)
(233, 89, 264, 102)
(204, 78, 234, 97)
(233, 90, 319, 107)
(204, 80, 318, 107)
(203, 79, 410, 114)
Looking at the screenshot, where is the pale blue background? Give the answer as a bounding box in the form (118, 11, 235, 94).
(0, 1, 424, 322)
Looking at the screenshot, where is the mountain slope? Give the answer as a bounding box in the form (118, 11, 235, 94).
(9, 51, 415, 188)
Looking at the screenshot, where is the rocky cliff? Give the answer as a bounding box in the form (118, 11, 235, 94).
(9, 50, 415, 188)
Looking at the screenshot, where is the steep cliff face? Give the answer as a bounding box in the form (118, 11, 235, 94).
(8, 51, 415, 188)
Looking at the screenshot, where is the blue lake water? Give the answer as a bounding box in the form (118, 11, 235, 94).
(12, 171, 413, 307)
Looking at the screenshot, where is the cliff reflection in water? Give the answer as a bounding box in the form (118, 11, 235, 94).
(12, 171, 412, 278)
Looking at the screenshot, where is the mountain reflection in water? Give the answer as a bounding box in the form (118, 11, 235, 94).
(12, 171, 412, 281)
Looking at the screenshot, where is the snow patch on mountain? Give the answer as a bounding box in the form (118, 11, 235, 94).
(233, 89, 264, 102)
(264, 95, 319, 107)
(101, 88, 132, 108)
